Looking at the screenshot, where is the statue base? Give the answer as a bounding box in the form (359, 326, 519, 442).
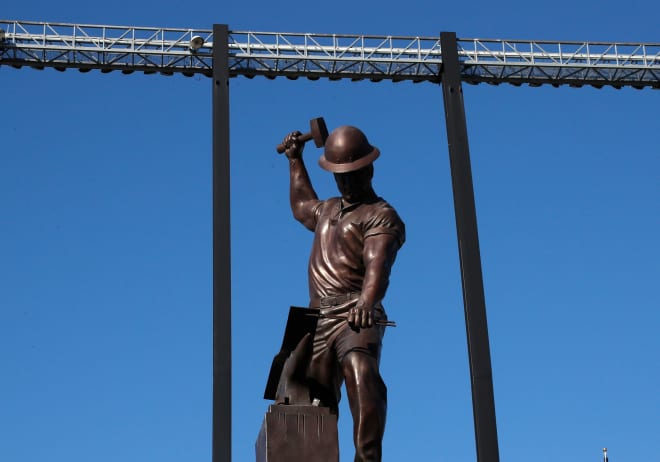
(255, 404, 339, 462)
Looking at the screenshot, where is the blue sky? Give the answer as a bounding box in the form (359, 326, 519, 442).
(1, 2, 658, 462)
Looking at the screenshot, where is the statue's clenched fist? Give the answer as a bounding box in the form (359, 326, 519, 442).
(281, 131, 304, 160)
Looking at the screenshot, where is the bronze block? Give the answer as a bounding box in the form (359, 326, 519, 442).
(256, 405, 339, 462)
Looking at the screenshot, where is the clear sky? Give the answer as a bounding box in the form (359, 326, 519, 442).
(1, 2, 658, 462)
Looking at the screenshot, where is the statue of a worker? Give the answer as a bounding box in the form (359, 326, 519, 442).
(279, 124, 405, 461)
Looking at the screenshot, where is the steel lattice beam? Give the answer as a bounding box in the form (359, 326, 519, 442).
(1, 20, 659, 88)
(0, 20, 214, 76)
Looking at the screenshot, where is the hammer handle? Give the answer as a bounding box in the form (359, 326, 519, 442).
(276, 132, 313, 154)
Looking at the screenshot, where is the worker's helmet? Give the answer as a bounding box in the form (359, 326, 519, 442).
(318, 126, 380, 173)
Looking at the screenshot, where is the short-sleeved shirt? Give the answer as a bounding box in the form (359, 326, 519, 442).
(305, 196, 405, 300)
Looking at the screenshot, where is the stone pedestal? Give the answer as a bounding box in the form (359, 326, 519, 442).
(255, 404, 339, 462)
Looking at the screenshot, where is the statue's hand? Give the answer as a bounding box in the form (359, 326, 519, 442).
(348, 302, 375, 329)
(282, 131, 304, 160)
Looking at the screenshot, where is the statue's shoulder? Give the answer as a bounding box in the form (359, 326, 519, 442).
(372, 197, 403, 218)
(316, 196, 341, 212)
(360, 199, 406, 247)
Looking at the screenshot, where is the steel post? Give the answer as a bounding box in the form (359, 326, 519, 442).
(212, 23, 231, 462)
(439, 31, 500, 462)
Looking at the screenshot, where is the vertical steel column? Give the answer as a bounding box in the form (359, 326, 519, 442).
(212, 24, 231, 462)
(439, 31, 500, 462)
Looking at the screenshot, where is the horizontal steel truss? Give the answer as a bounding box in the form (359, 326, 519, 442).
(1, 20, 659, 88)
(0, 21, 214, 76)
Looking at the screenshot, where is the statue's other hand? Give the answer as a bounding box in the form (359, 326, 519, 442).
(348, 303, 374, 329)
(283, 131, 304, 160)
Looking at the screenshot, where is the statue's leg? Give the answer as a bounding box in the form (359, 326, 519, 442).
(342, 351, 387, 462)
(306, 317, 345, 413)
(335, 307, 387, 462)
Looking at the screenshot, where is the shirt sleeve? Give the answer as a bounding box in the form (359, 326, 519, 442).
(363, 205, 406, 248)
(309, 200, 325, 228)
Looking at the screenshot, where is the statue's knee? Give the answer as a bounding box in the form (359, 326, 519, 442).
(342, 351, 374, 376)
(342, 352, 386, 394)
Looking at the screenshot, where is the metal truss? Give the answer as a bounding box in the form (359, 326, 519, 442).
(228, 32, 660, 89)
(0, 20, 214, 76)
(458, 39, 660, 89)
(1, 20, 659, 88)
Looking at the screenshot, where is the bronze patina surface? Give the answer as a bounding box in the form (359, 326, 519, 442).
(264, 122, 405, 462)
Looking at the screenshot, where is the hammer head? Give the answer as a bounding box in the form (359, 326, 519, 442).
(309, 117, 329, 148)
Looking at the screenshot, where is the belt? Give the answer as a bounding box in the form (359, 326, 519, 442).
(312, 292, 361, 308)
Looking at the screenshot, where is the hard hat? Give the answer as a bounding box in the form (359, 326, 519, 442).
(318, 126, 380, 173)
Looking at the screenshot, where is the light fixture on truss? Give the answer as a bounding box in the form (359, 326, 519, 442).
(190, 35, 204, 52)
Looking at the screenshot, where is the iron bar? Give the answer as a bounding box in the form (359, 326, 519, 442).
(440, 31, 500, 462)
(304, 312, 397, 327)
(212, 23, 231, 462)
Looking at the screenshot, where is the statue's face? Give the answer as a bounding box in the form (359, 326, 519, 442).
(333, 165, 372, 203)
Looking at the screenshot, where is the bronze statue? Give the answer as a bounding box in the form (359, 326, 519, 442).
(276, 122, 405, 462)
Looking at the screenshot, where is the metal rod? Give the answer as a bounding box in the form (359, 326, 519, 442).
(439, 31, 500, 462)
(304, 312, 397, 327)
(212, 23, 231, 462)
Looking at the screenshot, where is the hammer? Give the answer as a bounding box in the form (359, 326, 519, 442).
(276, 117, 329, 154)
